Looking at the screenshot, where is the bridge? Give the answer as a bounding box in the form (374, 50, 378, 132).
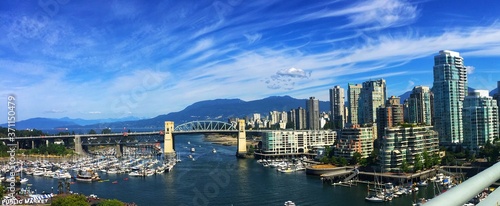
(1, 120, 248, 157)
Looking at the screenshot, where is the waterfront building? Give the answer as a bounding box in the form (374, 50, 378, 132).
(348, 83, 363, 126)
(358, 79, 387, 125)
(432, 50, 467, 144)
(462, 90, 499, 152)
(405, 86, 433, 125)
(329, 85, 346, 129)
(260, 130, 336, 155)
(379, 126, 439, 172)
(306, 97, 320, 130)
(335, 125, 374, 159)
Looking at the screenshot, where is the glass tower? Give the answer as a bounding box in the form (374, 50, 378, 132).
(329, 85, 345, 129)
(432, 50, 467, 144)
(463, 90, 499, 151)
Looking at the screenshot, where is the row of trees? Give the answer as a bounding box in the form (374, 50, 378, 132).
(51, 194, 127, 206)
(0, 143, 73, 157)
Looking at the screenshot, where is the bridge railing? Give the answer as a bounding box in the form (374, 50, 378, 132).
(424, 161, 500, 205)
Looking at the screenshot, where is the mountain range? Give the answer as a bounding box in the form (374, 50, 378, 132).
(1, 96, 329, 130)
(4, 86, 498, 131)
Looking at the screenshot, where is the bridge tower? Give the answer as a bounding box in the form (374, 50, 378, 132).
(74, 135, 84, 155)
(236, 119, 247, 158)
(164, 121, 176, 158)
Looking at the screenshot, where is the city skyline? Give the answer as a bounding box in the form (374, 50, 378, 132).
(2, 0, 500, 120)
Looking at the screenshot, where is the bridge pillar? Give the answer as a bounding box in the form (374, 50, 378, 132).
(164, 121, 176, 159)
(32, 140, 35, 149)
(236, 119, 247, 158)
(115, 144, 122, 157)
(74, 135, 84, 155)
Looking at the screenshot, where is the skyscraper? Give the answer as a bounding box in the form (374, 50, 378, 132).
(291, 107, 307, 130)
(432, 50, 467, 144)
(348, 84, 362, 126)
(306, 97, 320, 130)
(359, 79, 387, 124)
(463, 90, 499, 151)
(406, 86, 433, 125)
(329, 85, 345, 129)
(376, 96, 403, 139)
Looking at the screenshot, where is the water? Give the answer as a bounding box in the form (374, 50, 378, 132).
(20, 134, 433, 205)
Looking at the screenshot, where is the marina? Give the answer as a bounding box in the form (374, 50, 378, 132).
(0, 134, 495, 205)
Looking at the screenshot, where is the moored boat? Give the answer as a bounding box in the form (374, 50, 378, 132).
(76, 169, 100, 182)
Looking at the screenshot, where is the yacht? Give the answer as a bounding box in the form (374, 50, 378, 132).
(212, 148, 217, 153)
(33, 168, 45, 176)
(365, 195, 385, 202)
(76, 169, 100, 182)
(191, 147, 196, 153)
(284, 201, 296, 206)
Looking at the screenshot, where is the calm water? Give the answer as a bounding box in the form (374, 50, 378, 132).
(21, 134, 433, 206)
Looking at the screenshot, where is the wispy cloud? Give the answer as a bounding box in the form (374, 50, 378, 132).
(1, 0, 500, 120)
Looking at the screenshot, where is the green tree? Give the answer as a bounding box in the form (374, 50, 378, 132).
(320, 156, 330, 164)
(89, 129, 97, 134)
(330, 156, 338, 165)
(401, 159, 409, 173)
(51, 194, 88, 206)
(350, 152, 362, 165)
(366, 150, 379, 166)
(101, 128, 112, 134)
(338, 157, 348, 166)
(423, 150, 432, 169)
(413, 154, 423, 171)
(97, 199, 125, 206)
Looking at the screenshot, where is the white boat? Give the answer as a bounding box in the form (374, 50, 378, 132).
(212, 148, 217, 153)
(187, 141, 191, 144)
(33, 168, 45, 176)
(284, 201, 296, 206)
(417, 180, 428, 187)
(20, 178, 29, 184)
(128, 171, 143, 177)
(191, 148, 195, 153)
(76, 169, 100, 182)
(365, 195, 385, 202)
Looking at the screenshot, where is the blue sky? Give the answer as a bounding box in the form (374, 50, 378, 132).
(1, 0, 500, 121)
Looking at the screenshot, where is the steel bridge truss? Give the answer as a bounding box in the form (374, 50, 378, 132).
(174, 120, 236, 132)
(80, 134, 163, 146)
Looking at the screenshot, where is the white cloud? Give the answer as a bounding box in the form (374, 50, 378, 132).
(465, 66, 475, 74)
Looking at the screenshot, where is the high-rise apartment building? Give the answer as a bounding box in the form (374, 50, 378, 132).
(405, 86, 433, 125)
(293, 107, 307, 130)
(432, 50, 467, 144)
(335, 125, 374, 159)
(359, 79, 387, 124)
(376, 96, 404, 139)
(306, 97, 320, 130)
(379, 126, 439, 172)
(329, 85, 345, 129)
(348, 84, 363, 126)
(463, 90, 499, 151)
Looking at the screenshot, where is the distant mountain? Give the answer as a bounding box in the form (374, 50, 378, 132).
(399, 91, 412, 103)
(58, 116, 141, 126)
(0, 118, 77, 130)
(490, 88, 498, 96)
(0, 96, 330, 130)
(79, 96, 330, 129)
(400, 86, 477, 102)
